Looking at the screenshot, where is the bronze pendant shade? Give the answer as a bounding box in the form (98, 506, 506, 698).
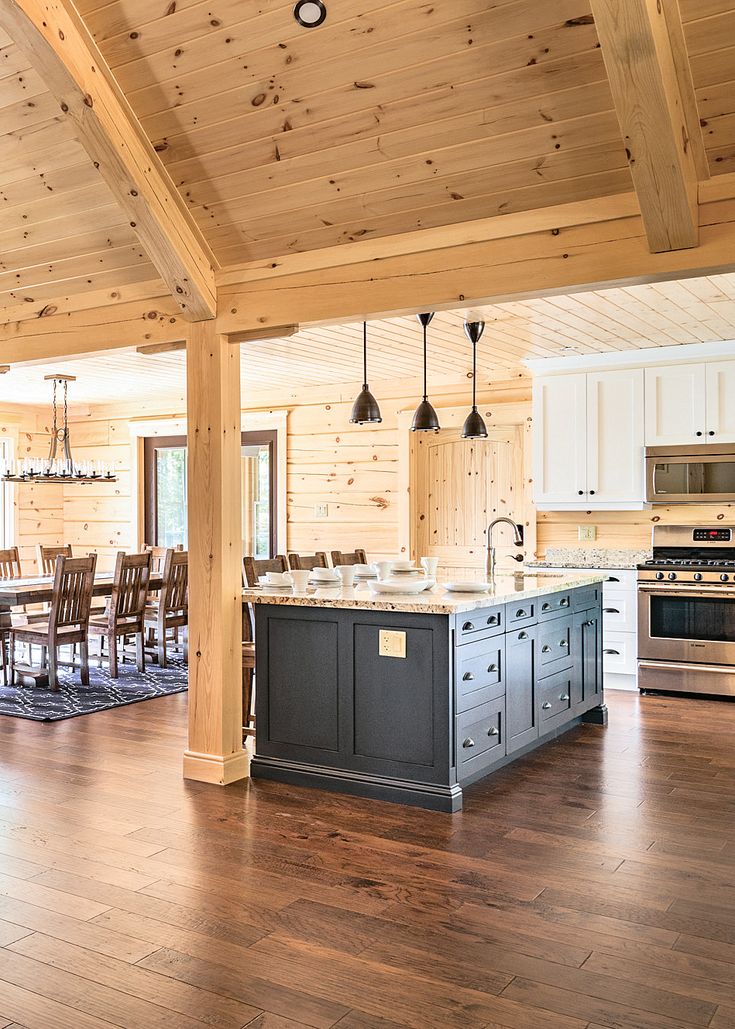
(411, 312, 440, 432)
(461, 320, 488, 440)
(350, 322, 382, 425)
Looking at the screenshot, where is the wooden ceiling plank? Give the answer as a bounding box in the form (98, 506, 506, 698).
(0, 0, 217, 321)
(0, 277, 166, 326)
(590, 0, 700, 252)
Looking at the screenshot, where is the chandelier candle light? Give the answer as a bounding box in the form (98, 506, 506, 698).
(2, 375, 117, 483)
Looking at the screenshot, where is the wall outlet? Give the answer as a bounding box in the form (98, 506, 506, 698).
(314, 503, 329, 519)
(578, 525, 597, 542)
(379, 629, 407, 659)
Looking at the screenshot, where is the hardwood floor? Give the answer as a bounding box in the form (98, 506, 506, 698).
(0, 691, 733, 1028)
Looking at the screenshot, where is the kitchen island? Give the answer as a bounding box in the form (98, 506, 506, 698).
(244, 573, 606, 811)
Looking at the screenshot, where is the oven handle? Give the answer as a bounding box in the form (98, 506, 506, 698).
(638, 586, 734, 598)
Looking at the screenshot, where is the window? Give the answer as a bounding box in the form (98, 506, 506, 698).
(144, 431, 277, 557)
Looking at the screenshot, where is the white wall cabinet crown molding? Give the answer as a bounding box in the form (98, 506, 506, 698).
(525, 340, 735, 376)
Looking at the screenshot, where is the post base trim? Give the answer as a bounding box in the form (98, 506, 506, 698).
(183, 749, 249, 785)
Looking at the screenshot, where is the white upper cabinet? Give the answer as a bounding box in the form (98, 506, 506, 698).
(644, 363, 708, 445)
(586, 369, 644, 505)
(533, 369, 644, 509)
(705, 361, 735, 442)
(532, 374, 587, 506)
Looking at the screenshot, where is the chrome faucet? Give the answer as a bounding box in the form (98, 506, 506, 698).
(486, 517, 524, 581)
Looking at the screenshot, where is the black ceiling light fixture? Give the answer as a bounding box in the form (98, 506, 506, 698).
(350, 322, 382, 425)
(411, 312, 440, 433)
(293, 0, 327, 27)
(461, 320, 489, 440)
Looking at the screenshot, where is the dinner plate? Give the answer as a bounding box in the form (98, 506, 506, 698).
(367, 578, 435, 595)
(444, 581, 492, 593)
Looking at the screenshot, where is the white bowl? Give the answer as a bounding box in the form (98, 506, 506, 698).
(444, 581, 492, 593)
(391, 560, 417, 571)
(367, 577, 435, 595)
(310, 568, 339, 581)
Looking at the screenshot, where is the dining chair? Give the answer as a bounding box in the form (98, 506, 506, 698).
(143, 543, 184, 574)
(36, 544, 73, 575)
(331, 549, 368, 566)
(288, 552, 330, 571)
(144, 549, 188, 668)
(242, 555, 289, 587)
(10, 553, 97, 690)
(0, 547, 23, 685)
(89, 551, 152, 677)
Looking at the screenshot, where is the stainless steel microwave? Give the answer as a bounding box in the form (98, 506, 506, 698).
(646, 444, 735, 504)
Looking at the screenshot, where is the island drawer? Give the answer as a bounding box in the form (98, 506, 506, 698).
(538, 668, 574, 726)
(456, 698, 505, 779)
(538, 592, 572, 621)
(505, 599, 537, 628)
(456, 605, 504, 643)
(572, 585, 601, 611)
(538, 615, 573, 674)
(455, 638, 505, 713)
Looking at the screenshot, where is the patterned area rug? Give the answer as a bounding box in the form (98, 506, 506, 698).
(0, 658, 188, 721)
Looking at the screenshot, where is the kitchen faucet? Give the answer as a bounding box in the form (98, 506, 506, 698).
(486, 517, 525, 580)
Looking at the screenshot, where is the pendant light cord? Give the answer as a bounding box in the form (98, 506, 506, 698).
(472, 335, 477, 408)
(423, 321, 428, 401)
(363, 322, 368, 386)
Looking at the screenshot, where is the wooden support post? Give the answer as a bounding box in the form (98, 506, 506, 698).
(184, 321, 247, 785)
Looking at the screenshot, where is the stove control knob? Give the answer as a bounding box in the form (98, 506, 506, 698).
(668, 572, 677, 581)
(721, 573, 729, 582)
(655, 571, 665, 580)
(694, 572, 703, 581)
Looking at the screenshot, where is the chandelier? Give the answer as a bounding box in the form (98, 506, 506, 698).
(2, 375, 117, 484)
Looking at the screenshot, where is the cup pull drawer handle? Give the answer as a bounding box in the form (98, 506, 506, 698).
(542, 645, 551, 654)
(559, 639, 569, 647)
(518, 631, 528, 640)
(487, 615, 499, 625)
(542, 701, 552, 710)
(603, 648, 620, 655)
(603, 607, 620, 614)
(560, 693, 570, 702)
(560, 598, 569, 607)
(487, 726, 499, 737)
(462, 737, 475, 749)
(541, 604, 550, 612)
(487, 664, 497, 673)
(462, 672, 475, 682)
(515, 609, 527, 618)
(462, 622, 475, 631)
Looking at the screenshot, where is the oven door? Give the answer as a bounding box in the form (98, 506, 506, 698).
(645, 453, 735, 503)
(638, 585, 735, 663)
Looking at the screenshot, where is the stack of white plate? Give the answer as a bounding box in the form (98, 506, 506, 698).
(368, 577, 436, 595)
(310, 568, 340, 585)
(353, 564, 377, 579)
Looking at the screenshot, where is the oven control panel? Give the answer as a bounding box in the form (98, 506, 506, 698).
(693, 528, 732, 542)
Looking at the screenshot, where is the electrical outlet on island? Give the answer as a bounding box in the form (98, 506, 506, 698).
(578, 525, 597, 542)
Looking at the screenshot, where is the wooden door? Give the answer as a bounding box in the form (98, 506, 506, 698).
(644, 363, 706, 445)
(413, 426, 524, 579)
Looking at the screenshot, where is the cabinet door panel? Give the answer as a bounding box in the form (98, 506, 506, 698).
(645, 364, 706, 446)
(587, 369, 644, 504)
(706, 361, 735, 443)
(533, 374, 587, 505)
(506, 626, 538, 754)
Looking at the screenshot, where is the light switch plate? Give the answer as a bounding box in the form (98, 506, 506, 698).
(379, 629, 407, 659)
(578, 525, 597, 542)
(314, 503, 329, 519)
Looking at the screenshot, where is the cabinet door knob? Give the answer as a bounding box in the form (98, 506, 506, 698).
(603, 607, 620, 614)
(578, 490, 584, 496)
(603, 648, 620, 655)
(560, 693, 570, 702)
(462, 737, 475, 749)
(462, 621, 475, 631)
(487, 726, 499, 737)
(518, 631, 528, 640)
(709, 430, 715, 437)
(589, 490, 596, 496)
(487, 663, 497, 673)
(462, 672, 475, 682)
(542, 645, 552, 654)
(696, 431, 703, 437)
(542, 701, 552, 710)
(584, 619, 595, 627)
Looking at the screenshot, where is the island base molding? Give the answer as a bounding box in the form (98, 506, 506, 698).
(581, 704, 609, 726)
(251, 755, 464, 812)
(183, 749, 249, 785)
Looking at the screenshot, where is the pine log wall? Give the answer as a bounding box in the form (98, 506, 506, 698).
(3, 378, 734, 573)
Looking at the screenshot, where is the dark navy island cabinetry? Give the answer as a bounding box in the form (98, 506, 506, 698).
(249, 577, 606, 812)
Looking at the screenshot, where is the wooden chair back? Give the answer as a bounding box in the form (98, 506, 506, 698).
(110, 551, 152, 624)
(242, 555, 289, 587)
(288, 552, 329, 571)
(331, 549, 368, 566)
(144, 543, 183, 573)
(37, 544, 72, 576)
(49, 554, 97, 630)
(0, 547, 22, 579)
(161, 549, 188, 614)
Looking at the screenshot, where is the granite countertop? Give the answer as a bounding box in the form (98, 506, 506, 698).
(526, 547, 651, 570)
(242, 572, 604, 615)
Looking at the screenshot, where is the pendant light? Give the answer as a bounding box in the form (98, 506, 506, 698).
(350, 322, 382, 424)
(411, 312, 440, 432)
(461, 320, 488, 440)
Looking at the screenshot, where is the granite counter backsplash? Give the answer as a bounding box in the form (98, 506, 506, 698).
(527, 547, 651, 570)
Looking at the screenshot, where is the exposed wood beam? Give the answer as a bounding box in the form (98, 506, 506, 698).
(589, 0, 700, 253)
(136, 341, 186, 357)
(225, 325, 298, 345)
(184, 322, 247, 786)
(660, 0, 709, 182)
(0, 0, 218, 321)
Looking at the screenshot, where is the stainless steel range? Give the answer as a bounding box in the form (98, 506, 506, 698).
(638, 525, 735, 697)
